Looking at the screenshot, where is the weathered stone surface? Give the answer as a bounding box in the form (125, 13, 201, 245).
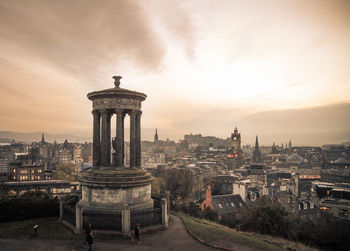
(92, 97, 142, 111)
(86, 185, 151, 206)
(77, 80, 154, 232)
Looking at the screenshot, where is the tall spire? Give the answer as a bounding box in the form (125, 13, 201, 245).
(154, 128, 159, 142)
(41, 132, 45, 144)
(253, 135, 262, 163)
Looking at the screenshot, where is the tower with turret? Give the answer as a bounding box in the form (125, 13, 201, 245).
(231, 127, 242, 168)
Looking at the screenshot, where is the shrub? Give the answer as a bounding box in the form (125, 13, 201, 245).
(202, 206, 218, 222)
(0, 191, 59, 222)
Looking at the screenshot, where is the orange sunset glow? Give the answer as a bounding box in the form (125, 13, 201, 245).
(0, 0, 349, 145)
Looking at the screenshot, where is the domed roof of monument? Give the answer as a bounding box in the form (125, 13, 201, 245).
(286, 153, 304, 163)
(334, 157, 349, 164)
(87, 75, 147, 101)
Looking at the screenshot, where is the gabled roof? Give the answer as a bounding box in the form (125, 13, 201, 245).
(334, 157, 349, 165)
(286, 153, 304, 163)
(211, 194, 246, 215)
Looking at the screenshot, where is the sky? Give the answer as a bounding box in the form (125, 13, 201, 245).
(0, 0, 349, 146)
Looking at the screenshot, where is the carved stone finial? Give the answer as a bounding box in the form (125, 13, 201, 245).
(113, 75, 122, 88)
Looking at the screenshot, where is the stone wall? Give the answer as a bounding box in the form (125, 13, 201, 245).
(82, 184, 151, 209)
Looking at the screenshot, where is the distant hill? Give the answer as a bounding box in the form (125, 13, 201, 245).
(0, 131, 91, 144)
(0, 138, 12, 143)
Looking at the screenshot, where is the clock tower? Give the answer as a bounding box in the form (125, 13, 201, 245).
(231, 127, 242, 168)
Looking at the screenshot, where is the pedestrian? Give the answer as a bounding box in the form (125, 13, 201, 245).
(85, 224, 94, 251)
(134, 223, 140, 243)
(33, 225, 38, 236)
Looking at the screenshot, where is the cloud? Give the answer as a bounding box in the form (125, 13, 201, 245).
(0, 0, 166, 86)
(141, 1, 196, 60)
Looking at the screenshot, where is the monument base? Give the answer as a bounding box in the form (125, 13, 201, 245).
(80, 167, 154, 211)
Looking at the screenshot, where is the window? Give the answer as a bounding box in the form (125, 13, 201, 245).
(320, 206, 329, 212)
(339, 209, 349, 217)
(263, 188, 268, 195)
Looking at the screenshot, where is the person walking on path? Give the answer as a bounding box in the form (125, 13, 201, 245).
(134, 223, 140, 243)
(85, 224, 94, 251)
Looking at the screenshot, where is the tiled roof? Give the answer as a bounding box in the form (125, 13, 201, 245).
(211, 194, 246, 215)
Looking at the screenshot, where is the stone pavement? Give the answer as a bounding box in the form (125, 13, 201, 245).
(0, 216, 218, 251)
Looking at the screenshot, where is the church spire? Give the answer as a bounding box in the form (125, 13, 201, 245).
(253, 135, 262, 163)
(41, 132, 45, 144)
(154, 128, 159, 142)
(255, 135, 259, 150)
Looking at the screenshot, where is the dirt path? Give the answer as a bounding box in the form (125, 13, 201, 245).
(0, 216, 218, 251)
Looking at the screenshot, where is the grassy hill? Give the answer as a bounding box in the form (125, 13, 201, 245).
(179, 213, 317, 251)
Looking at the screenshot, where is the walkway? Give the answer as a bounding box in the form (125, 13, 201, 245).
(0, 216, 218, 251)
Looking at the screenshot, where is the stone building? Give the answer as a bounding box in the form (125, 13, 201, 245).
(200, 187, 246, 219)
(9, 163, 44, 181)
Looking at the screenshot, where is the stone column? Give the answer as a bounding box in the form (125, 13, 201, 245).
(135, 111, 142, 168)
(107, 112, 111, 165)
(75, 204, 83, 234)
(100, 109, 108, 166)
(122, 204, 130, 234)
(122, 113, 125, 165)
(161, 198, 168, 228)
(92, 110, 100, 166)
(59, 199, 64, 223)
(115, 109, 125, 167)
(129, 110, 137, 168)
(164, 191, 171, 212)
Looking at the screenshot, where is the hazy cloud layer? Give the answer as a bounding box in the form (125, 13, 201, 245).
(150, 103, 350, 146)
(0, 0, 350, 146)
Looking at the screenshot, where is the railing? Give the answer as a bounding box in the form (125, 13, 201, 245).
(62, 198, 77, 226)
(130, 208, 162, 229)
(152, 195, 162, 208)
(82, 209, 122, 231)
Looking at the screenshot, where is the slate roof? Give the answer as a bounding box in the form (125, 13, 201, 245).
(334, 157, 349, 165)
(277, 172, 292, 179)
(286, 153, 304, 163)
(211, 194, 246, 215)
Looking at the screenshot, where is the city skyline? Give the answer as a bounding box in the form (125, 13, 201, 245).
(1, 0, 350, 145)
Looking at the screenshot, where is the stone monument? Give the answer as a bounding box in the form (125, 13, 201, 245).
(77, 76, 153, 222)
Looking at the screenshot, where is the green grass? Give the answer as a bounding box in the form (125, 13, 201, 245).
(179, 213, 317, 251)
(0, 217, 81, 239)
